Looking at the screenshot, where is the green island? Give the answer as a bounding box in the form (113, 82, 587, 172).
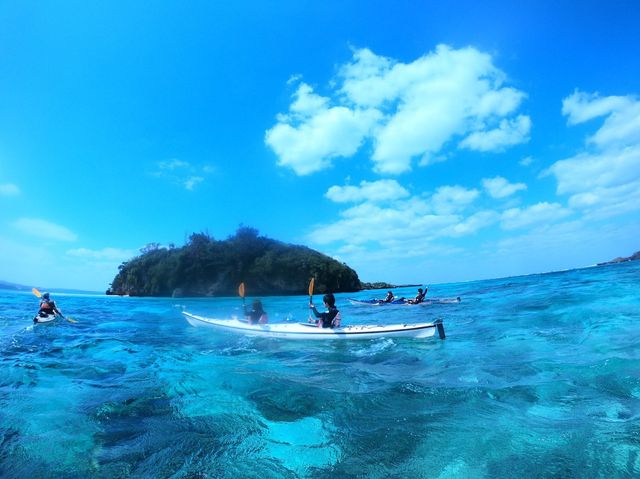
(107, 227, 363, 297)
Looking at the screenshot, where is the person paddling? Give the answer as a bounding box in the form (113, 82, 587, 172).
(308, 293, 341, 328)
(244, 299, 268, 325)
(408, 287, 427, 304)
(380, 290, 395, 303)
(35, 292, 62, 322)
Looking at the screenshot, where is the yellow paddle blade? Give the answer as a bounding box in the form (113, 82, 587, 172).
(308, 278, 315, 297)
(238, 282, 245, 298)
(65, 316, 78, 323)
(32, 287, 42, 298)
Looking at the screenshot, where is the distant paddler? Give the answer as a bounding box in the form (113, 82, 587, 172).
(238, 282, 268, 325)
(32, 288, 77, 323)
(407, 287, 428, 304)
(34, 291, 62, 322)
(379, 290, 395, 303)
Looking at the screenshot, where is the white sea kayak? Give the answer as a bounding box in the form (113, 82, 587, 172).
(182, 311, 445, 340)
(33, 313, 57, 324)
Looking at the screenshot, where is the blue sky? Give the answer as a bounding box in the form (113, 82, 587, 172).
(1, 1, 639, 291)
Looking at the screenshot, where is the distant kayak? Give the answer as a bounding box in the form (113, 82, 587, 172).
(348, 297, 461, 306)
(33, 312, 57, 324)
(182, 311, 445, 340)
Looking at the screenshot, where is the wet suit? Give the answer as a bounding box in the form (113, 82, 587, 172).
(411, 290, 426, 304)
(310, 305, 341, 328)
(382, 292, 395, 303)
(244, 305, 268, 325)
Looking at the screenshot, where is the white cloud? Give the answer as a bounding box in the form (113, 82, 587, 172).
(459, 115, 531, 152)
(430, 185, 479, 214)
(266, 45, 530, 175)
(152, 159, 213, 190)
(308, 200, 457, 246)
(183, 176, 204, 190)
(562, 91, 640, 149)
(549, 148, 640, 196)
(265, 83, 381, 175)
(309, 182, 489, 248)
(66, 247, 136, 261)
(501, 202, 572, 230)
(519, 156, 533, 167)
(567, 179, 640, 218)
(158, 159, 190, 170)
(12, 218, 78, 241)
(0, 183, 20, 196)
(482, 176, 527, 198)
(547, 91, 640, 218)
(289, 83, 329, 116)
(444, 210, 500, 237)
(562, 90, 630, 125)
(325, 179, 409, 203)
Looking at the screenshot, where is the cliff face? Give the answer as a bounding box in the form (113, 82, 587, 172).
(107, 228, 361, 297)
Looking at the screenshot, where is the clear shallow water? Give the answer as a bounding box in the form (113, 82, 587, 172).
(1, 262, 639, 478)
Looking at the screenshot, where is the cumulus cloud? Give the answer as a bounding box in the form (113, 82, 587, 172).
(547, 90, 640, 218)
(562, 90, 631, 126)
(265, 83, 381, 175)
(429, 185, 479, 214)
(459, 115, 531, 152)
(0, 183, 20, 196)
(482, 176, 527, 198)
(501, 202, 572, 230)
(325, 179, 409, 203)
(266, 45, 530, 175)
(444, 210, 500, 237)
(309, 181, 489, 249)
(308, 199, 457, 246)
(12, 218, 78, 241)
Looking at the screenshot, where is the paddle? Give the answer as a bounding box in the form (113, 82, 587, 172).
(307, 277, 315, 323)
(238, 282, 249, 323)
(238, 282, 246, 307)
(32, 287, 77, 323)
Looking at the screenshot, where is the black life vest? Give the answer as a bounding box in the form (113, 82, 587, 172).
(320, 308, 339, 328)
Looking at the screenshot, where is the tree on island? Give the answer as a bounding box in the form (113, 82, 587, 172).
(107, 227, 362, 297)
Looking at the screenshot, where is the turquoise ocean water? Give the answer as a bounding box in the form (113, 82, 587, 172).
(1, 261, 639, 478)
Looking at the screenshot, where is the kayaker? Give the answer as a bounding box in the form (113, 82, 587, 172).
(309, 293, 341, 328)
(35, 292, 62, 322)
(408, 287, 427, 304)
(381, 291, 395, 303)
(244, 299, 268, 325)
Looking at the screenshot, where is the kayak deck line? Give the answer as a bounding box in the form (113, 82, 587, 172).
(182, 311, 445, 340)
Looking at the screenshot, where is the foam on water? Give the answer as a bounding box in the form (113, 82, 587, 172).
(1, 261, 639, 477)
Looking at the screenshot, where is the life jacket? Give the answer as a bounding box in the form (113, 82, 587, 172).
(40, 299, 54, 312)
(320, 307, 340, 328)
